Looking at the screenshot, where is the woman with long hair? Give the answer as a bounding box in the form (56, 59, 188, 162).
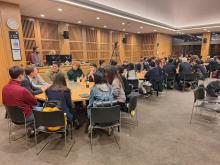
(105, 65, 126, 109)
(46, 73, 80, 127)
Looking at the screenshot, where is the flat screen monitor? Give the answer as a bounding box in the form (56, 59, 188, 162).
(46, 54, 72, 65)
(46, 55, 61, 65)
(60, 55, 72, 63)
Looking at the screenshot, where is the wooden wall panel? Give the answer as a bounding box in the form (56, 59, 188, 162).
(142, 33, 156, 57)
(201, 32, 211, 60)
(156, 33, 172, 58)
(20, 16, 174, 65)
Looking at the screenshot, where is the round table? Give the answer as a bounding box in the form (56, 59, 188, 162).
(35, 82, 94, 102)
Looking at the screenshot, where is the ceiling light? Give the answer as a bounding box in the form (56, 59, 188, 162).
(122, 28, 126, 31)
(203, 29, 207, 31)
(154, 30, 157, 32)
(122, 22, 125, 25)
(137, 31, 141, 34)
(103, 25, 107, 28)
(77, 21, 82, 24)
(58, 8, 63, 12)
(40, 14, 45, 17)
(96, 17, 100, 20)
(140, 26, 143, 29)
(207, 30, 210, 32)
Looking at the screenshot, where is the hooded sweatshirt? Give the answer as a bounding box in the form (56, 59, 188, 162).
(87, 83, 114, 117)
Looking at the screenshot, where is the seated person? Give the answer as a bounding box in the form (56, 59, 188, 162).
(105, 65, 126, 110)
(135, 59, 144, 72)
(118, 66, 132, 96)
(85, 63, 99, 82)
(67, 61, 84, 82)
(206, 80, 220, 97)
(126, 63, 138, 80)
(98, 59, 105, 76)
(21, 65, 46, 95)
(110, 60, 118, 66)
(163, 58, 176, 75)
(87, 72, 114, 119)
(44, 61, 63, 83)
(145, 61, 164, 91)
(122, 60, 129, 70)
(192, 59, 207, 78)
(32, 67, 49, 88)
(46, 73, 79, 126)
(179, 58, 192, 78)
(2, 66, 38, 122)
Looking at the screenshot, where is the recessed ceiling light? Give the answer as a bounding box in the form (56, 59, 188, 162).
(103, 25, 107, 28)
(137, 31, 141, 34)
(122, 22, 125, 25)
(58, 8, 63, 12)
(207, 30, 210, 32)
(122, 28, 126, 31)
(203, 29, 207, 31)
(40, 14, 45, 17)
(140, 26, 143, 29)
(96, 17, 100, 20)
(77, 21, 82, 24)
(154, 30, 157, 32)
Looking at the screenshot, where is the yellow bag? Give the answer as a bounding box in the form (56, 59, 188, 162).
(42, 106, 67, 131)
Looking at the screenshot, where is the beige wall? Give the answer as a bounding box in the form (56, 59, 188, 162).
(155, 33, 172, 58)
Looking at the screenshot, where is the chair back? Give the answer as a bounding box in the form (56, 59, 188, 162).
(166, 73, 176, 81)
(91, 105, 120, 124)
(95, 100, 118, 107)
(193, 87, 205, 102)
(5, 106, 25, 124)
(127, 79, 139, 89)
(183, 74, 196, 81)
(33, 110, 65, 127)
(127, 95, 137, 111)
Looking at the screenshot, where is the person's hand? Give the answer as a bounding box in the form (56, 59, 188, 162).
(41, 85, 48, 92)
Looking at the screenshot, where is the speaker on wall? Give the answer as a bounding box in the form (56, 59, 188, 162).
(203, 38, 207, 44)
(122, 37, 127, 44)
(63, 31, 69, 39)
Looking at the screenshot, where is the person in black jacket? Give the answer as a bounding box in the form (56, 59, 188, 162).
(98, 59, 105, 76)
(163, 58, 176, 75)
(118, 66, 132, 96)
(46, 73, 80, 128)
(21, 66, 47, 95)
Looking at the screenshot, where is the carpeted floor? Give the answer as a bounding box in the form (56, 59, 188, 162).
(0, 89, 220, 165)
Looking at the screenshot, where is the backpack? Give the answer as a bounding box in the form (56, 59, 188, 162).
(42, 101, 67, 131)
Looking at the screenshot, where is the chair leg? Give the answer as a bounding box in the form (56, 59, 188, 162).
(190, 104, 195, 124)
(118, 126, 120, 132)
(114, 132, 120, 150)
(71, 122, 73, 140)
(90, 127, 93, 152)
(8, 120, 11, 143)
(24, 123, 28, 145)
(136, 108, 138, 126)
(65, 128, 67, 146)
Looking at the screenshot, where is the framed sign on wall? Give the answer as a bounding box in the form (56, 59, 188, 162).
(9, 31, 22, 61)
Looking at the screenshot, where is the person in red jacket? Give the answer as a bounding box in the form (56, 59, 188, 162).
(2, 66, 38, 122)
